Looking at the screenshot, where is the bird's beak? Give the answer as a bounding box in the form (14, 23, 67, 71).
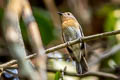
(57, 12, 63, 15)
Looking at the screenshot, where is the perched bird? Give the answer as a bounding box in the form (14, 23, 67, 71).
(58, 12, 88, 74)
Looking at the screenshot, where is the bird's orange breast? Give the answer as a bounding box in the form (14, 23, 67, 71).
(62, 19, 79, 29)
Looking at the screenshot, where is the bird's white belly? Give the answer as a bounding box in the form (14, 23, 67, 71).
(63, 27, 81, 41)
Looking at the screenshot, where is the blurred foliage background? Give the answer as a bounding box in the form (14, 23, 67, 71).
(0, 0, 120, 80)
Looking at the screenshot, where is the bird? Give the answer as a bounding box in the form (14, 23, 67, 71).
(58, 12, 88, 74)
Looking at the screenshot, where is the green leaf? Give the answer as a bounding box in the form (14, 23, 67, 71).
(54, 71, 61, 80)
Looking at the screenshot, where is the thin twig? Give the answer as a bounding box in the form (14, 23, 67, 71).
(46, 30, 120, 53)
(3, 66, 119, 80)
(0, 54, 37, 68)
(61, 66, 67, 80)
(47, 69, 119, 80)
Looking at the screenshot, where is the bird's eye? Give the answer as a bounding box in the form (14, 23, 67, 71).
(67, 13, 70, 15)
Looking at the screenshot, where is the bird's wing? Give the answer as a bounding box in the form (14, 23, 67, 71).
(79, 25, 87, 58)
(62, 27, 82, 62)
(79, 25, 84, 36)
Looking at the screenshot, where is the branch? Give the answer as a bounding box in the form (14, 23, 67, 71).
(47, 69, 119, 80)
(46, 30, 120, 53)
(0, 30, 120, 68)
(2, 0, 37, 79)
(3, 67, 120, 80)
(22, 0, 47, 80)
(0, 55, 65, 68)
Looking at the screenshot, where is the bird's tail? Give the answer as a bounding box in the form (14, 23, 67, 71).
(76, 57, 88, 74)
